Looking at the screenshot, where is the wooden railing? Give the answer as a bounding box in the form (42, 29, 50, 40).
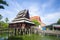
(37, 30, 60, 37)
(38, 30, 60, 35)
(0, 28, 60, 37)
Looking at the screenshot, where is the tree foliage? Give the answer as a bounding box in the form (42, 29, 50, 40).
(0, 21, 8, 28)
(5, 17, 9, 23)
(0, 0, 8, 9)
(0, 15, 9, 28)
(57, 19, 60, 24)
(0, 14, 3, 20)
(32, 20, 40, 26)
(0, 20, 9, 28)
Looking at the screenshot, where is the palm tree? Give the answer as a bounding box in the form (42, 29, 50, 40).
(0, 0, 8, 9)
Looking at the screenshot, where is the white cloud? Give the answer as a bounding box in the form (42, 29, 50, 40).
(20, 1, 41, 17)
(0, 0, 60, 25)
(41, 0, 55, 12)
(0, 0, 23, 22)
(0, 1, 40, 22)
(28, 4, 41, 17)
(41, 12, 60, 25)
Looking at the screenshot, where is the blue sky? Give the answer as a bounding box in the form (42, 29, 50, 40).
(0, 0, 60, 25)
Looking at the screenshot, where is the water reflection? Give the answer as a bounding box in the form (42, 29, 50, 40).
(0, 37, 8, 40)
(0, 38, 4, 40)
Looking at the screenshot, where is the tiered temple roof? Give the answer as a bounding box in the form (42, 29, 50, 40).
(10, 9, 34, 24)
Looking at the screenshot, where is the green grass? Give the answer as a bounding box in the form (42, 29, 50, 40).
(41, 35, 60, 40)
(7, 34, 60, 40)
(0, 32, 60, 40)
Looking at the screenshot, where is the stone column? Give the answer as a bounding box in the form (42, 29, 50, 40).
(53, 26, 54, 31)
(15, 28, 16, 36)
(29, 29, 31, 35)
(21, 23, 25, 35)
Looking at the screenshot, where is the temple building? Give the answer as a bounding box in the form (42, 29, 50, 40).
(30, 16, 46, 30)
(9, 9, 35, 35)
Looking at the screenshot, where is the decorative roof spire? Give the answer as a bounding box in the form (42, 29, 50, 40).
(15, 9, 30, 19)
(12, 9, 30, 22)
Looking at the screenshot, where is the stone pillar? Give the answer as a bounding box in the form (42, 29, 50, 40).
(27, 29, 28, 34)
(15, 28, 16, 36)
(18, 28, 19, 35)
(21, 23, 25, 35)
(20, 29, 21, 35)
(25, 28, 26, 34)
(53, 26, 54, 31)
(29, 29, 31, 35)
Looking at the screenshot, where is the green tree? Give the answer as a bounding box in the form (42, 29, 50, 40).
(4, 17, 9, 28)
(5, 17, 9, 23)
(57, 19, 60, 24)
(0, 14, 3, 21)
(3, 23, 9, 28)
(0, 14, 3, 27)
(0, 14, 9, 28)
(0, 21, 4, 27)
(0, 0, 8, 9)
(32, 20, 40, 26)
(0, 20, 9, 28)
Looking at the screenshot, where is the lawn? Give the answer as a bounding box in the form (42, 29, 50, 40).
(7, 34, 60, 40)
